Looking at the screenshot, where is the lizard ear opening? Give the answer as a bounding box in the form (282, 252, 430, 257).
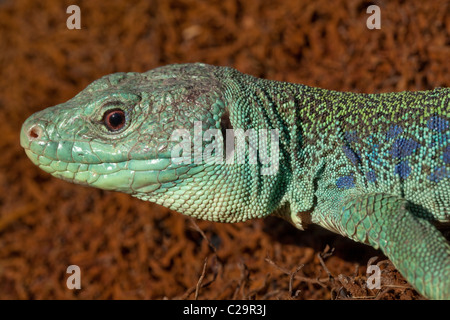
(220, 108, 233, 140)
(220, 108, 234, 160)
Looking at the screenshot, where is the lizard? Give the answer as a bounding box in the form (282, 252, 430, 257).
(20, 63, 449, 299)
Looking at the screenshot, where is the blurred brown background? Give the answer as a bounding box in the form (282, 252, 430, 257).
(0, 0, 449, 299)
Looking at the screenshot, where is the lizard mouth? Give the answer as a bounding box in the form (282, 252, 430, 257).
(21, 121, 188, 194)
(23, 147, 180, 194)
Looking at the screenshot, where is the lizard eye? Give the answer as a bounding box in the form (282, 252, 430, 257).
(103, 109, 126, 131)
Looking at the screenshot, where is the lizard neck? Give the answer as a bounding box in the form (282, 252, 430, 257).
(218, 67, 335, 226)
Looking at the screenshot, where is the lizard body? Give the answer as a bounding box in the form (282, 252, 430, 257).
(21, 63, 450, 299)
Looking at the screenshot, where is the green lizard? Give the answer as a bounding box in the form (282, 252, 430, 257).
(20, 63, 449, 299)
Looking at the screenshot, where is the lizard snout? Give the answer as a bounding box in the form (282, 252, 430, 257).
(20, 116, 51, 169)
(20, 116, 47, 150)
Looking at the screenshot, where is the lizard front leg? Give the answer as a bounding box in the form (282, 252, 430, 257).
(316, 193, 450, 299)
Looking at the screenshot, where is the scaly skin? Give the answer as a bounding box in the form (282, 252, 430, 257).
(20, 63, 450, 299)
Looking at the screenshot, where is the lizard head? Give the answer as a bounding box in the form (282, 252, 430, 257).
(20, 63, 224, 200)
(20, 63, 281, 222)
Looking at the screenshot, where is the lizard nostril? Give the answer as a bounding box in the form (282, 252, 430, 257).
(27, 125, 43, 140)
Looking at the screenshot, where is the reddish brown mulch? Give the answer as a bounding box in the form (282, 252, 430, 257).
(0, 0, 448, 299)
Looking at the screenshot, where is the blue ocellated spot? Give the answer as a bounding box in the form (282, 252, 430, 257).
(368, 141, 380, 165)
(343, 145, 361, 165)
(427, 116, 449, 132)
(366, 170, 377, 183)
(444, 145, 450, 164)
(386, 125, 403, 140)
(336, 175, 355, 189)
(390, 138, 420, 158)
(395, 160, 411, 179)
(427, 166, 449, 182)
(344, 131, 358, 143)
